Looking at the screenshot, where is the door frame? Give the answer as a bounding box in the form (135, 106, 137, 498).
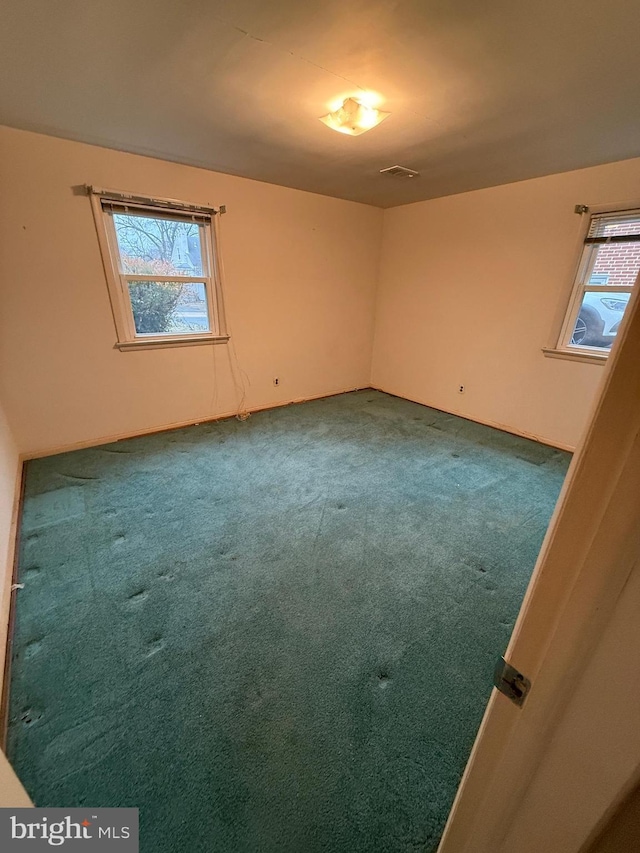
(438, 272, 640, 852)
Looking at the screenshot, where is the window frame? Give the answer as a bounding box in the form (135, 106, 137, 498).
(545, 205, 640, 364)
(90, 188, 229, 351)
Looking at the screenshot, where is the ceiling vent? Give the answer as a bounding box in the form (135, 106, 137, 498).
(379, 165, 420, 179)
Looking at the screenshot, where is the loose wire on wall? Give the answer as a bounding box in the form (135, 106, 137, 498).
(213, 211, 251, 421)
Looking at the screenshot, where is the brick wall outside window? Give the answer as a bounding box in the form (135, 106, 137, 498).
(590, 221, 640, 287)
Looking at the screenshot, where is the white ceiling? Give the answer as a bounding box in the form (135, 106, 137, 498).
(1, 0, 639, 207)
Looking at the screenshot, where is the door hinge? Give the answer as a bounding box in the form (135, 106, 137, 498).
(494, 656, 531, 707)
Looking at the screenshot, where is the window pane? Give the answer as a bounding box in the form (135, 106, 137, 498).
(570, 291, 631, 349)
(127, 281, 210, 336)
(587, 241, 640, 288)
(113, 214, 204, 276)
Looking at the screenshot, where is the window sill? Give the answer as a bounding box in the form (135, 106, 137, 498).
(116, 334, 230, 352)
(542, 347, 608, 365)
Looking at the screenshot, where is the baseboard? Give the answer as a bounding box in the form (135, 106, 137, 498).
(22, 386, 370, 461)
(370, 385, 575, 453)
(0, 458, 26, 750)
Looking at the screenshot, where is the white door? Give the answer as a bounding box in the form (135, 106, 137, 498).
(438, 273, 640, 853)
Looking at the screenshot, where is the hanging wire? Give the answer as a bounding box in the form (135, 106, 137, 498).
(213, 212, 251, 421)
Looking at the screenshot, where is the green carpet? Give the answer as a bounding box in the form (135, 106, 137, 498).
(7, 390, 570, 852)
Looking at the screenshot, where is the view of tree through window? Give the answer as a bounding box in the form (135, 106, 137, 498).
(112, 212, 210, 335)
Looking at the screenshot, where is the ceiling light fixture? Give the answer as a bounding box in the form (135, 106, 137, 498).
(320, 97, 390, 136)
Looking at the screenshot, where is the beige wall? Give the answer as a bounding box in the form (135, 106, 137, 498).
(4, 127, 640, 456)
(371, 157, 640, 450)
(0, 126, 383, 457)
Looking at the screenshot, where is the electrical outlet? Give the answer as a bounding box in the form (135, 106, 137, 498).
(273, 377, 280, 386)
(458, 385, 465, 394)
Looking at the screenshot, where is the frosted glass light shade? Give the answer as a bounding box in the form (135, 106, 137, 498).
(320, 97, 390, 136)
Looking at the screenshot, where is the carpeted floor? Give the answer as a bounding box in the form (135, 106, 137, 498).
(7, 390, 570, 852)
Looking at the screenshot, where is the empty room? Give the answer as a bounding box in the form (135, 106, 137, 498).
(1, 2, 640, 852)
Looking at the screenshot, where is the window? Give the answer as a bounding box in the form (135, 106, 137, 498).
(90, 188, 228, 350)
(555, 209, 640, 359)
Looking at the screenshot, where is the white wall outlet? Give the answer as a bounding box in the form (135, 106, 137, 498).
(458, 385, 465, 394)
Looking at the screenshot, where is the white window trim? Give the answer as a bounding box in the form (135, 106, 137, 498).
(544, 203, 640, 364)
(541, 346, 608, 365)
(89, 188, 229, 350)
